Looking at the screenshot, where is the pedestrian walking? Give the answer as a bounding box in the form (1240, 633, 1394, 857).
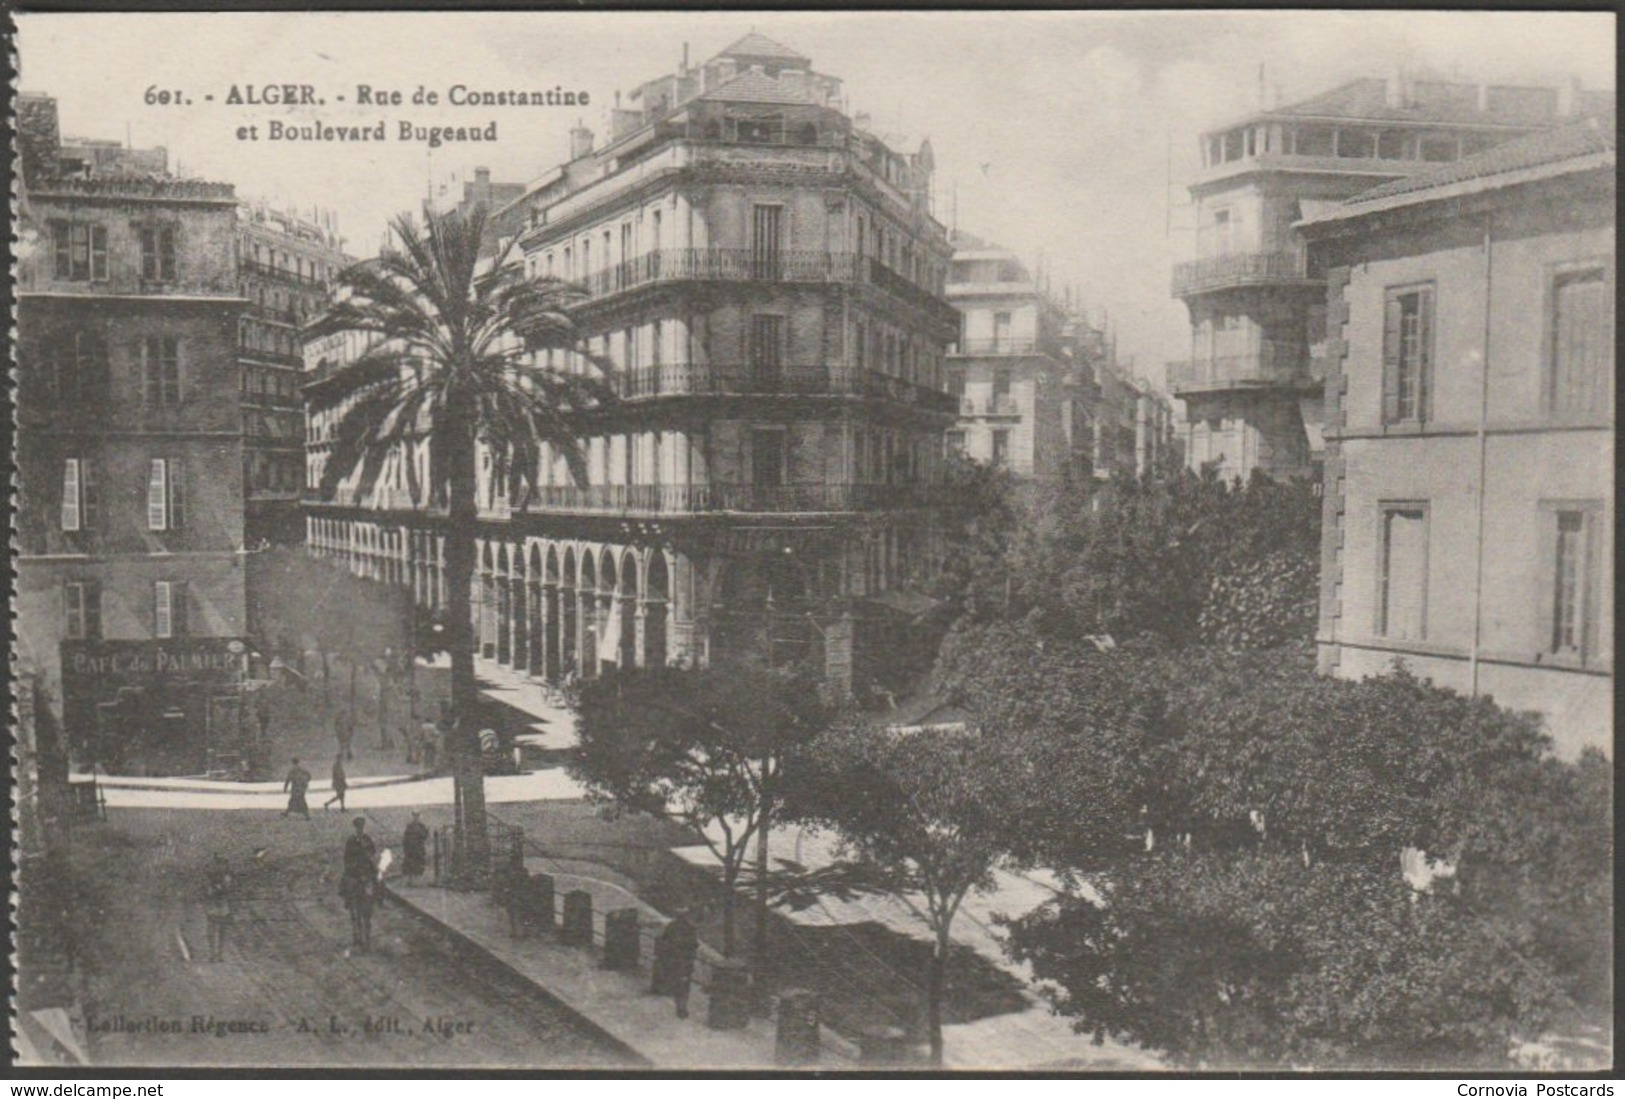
(340, 817, 378, 952)
(335, 709, 355, 762)
(402, 812, 429, 886)
(654, 906, 700, 1018)
(281, 758, 312, 819)
(203, 853, 234, 962)
(323, 754, 348, 812)
(496, 842, 528, 937)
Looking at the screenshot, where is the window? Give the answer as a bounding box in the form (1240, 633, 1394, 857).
(750, 314, 786, 379)
(946, 367, 966, 398)
(1377, 504, 1428, 640)
(147, 458, 184, 531)
(154, 580, 188, 639)
(992, 311, 1012, 351)
(140, 224, 177, 282)
(945, 430, 966, 455)
(1382, 286, 1434, 424)
(1545, 505, 1601, 660)
(751, 429, 786, 488)
(143, 336, 182, 406)
(992, 367, 1012, 410)
(751, 204, 784, 279)
(48, 330, 109, 407)
(65, 581, 101, 640)
(53, 223, 109, 281)
(652, 318, 664, 367)
(991, 429, 1010, 468)
(1548, 267, 1611, 416)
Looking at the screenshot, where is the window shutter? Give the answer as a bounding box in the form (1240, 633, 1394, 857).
(90, 226, 109, 280)
(155, 581, 172, 638)
(148, 459, 168, 530)
(161, 228, 177, 281)
(54, 224, 72, 279)
(1380, 295, 1403, 424)
(142, 227, 157, 280)
(61, 459, 82, 531)
(1417, 288, 1435, 422)
(82, 458, 99, 531)
(168, 458, 185, 530)
(172, 581, 189, 637)
(142, 338, 158, 405)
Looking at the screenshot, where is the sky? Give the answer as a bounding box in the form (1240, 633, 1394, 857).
(16, 11, 1614, 387)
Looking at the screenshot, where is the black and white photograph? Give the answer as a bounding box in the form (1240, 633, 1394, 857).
(10, 9, 1615, 1075)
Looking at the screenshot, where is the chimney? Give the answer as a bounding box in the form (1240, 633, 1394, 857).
(1558, 76, 1582, 116)
(570, 123, 595, 160)
(1384, 65, 1406, 109)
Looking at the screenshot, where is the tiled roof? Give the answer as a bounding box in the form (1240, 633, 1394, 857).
(699, 68, 814, 106)
(717, 32, 810, 64)
(1266, 77, 1595, 128)
(1342, 117, 1615, 206)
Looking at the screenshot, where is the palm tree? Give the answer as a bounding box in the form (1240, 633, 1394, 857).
(308, 205, 614, 883)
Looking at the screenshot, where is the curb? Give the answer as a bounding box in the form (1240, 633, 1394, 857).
(381, 882, 652, 1067)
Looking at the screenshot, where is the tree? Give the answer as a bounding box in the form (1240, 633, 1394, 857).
(789, 719, 1036, 1066)
(308, 205, 613, 882)
(571, 663, 834, 956)
(987, 643, 1613, 1068)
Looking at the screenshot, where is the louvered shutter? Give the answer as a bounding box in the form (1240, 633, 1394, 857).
(61, 459, 81, 531)
(1416, 288, 1434, 422)
(1380, 294, 1403, 424)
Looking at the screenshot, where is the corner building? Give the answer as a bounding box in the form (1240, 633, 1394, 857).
(305, 34, 959, 692)
(16, 94, 249, 775)
(1172, 73, 1609, 481)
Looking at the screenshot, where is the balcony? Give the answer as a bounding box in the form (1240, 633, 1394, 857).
(951, 338, 1054, 357)
(1172, 250, 1321, 298)
(567, 248, 958, 331)
(1167, 342, 1317, 394)
(605, 363, 957, 415)
(241, 259, 328, 290)
(493, 481, 952, 518)
(956, 394, 1021, 417)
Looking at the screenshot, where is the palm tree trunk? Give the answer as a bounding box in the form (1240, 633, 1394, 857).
(443, 399, 489, 885)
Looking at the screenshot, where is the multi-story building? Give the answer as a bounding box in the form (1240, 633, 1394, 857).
(1171, 72, 1609, 481)
(304, 33, 960, 694)
(1302, 118, 1614, 758)
(944, 234, 1079, 481)
(16, 93, 250, 776)
(237, 201, 349, 548)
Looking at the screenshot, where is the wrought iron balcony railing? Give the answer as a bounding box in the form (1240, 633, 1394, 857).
(1171, 250, 1319, 297)
(1167, 342, 1314, 392)
(604, 363, 957, 415)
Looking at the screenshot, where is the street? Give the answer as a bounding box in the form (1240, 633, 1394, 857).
(67, 806, 629, 1068)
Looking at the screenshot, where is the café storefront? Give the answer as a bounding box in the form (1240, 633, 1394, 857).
(60, 639, 246, 777)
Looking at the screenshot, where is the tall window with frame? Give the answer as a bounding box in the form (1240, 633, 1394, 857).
(1547, 265, 1611, 417)
(143, 336, 181, 407)
(751, 204, 784, 280)
(65, 580, 101, 640)
(147, 458, 185, 532)
(154, 580, 189, 639)
(1382, 285, 1434, 424)
(60, 457, 99, 534)
(1546, 505, 1600, 661)
(50, 330, 110, 408)
(140, 224, 178, 282)
(750, 314, 786, 385)
(53, 222, 109, 281)
(751, 428, 786, 489)
(1377, 503, 1428, 641)
(991, 428, 1010, 469)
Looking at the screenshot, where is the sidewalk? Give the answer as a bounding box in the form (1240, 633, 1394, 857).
(385, 881, 805, 1070)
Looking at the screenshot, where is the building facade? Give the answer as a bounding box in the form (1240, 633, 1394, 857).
(1303, 120, 1614, 757)
(1172, 72, 1608, 481)
(237, 202, 349, 548)
(943, 236, 1078, 481)
(303, 33, 960, 694)
(16, 93, 250, 775)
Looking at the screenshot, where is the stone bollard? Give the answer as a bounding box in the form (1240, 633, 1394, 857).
(601, 907, 640, 971)
(560, 889, 593, 947)
(857, 1025, 912, 1066)
(706, 958, 753, 1030)
(528, 873, 556, 933)
(774, 988, 820, 1065)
